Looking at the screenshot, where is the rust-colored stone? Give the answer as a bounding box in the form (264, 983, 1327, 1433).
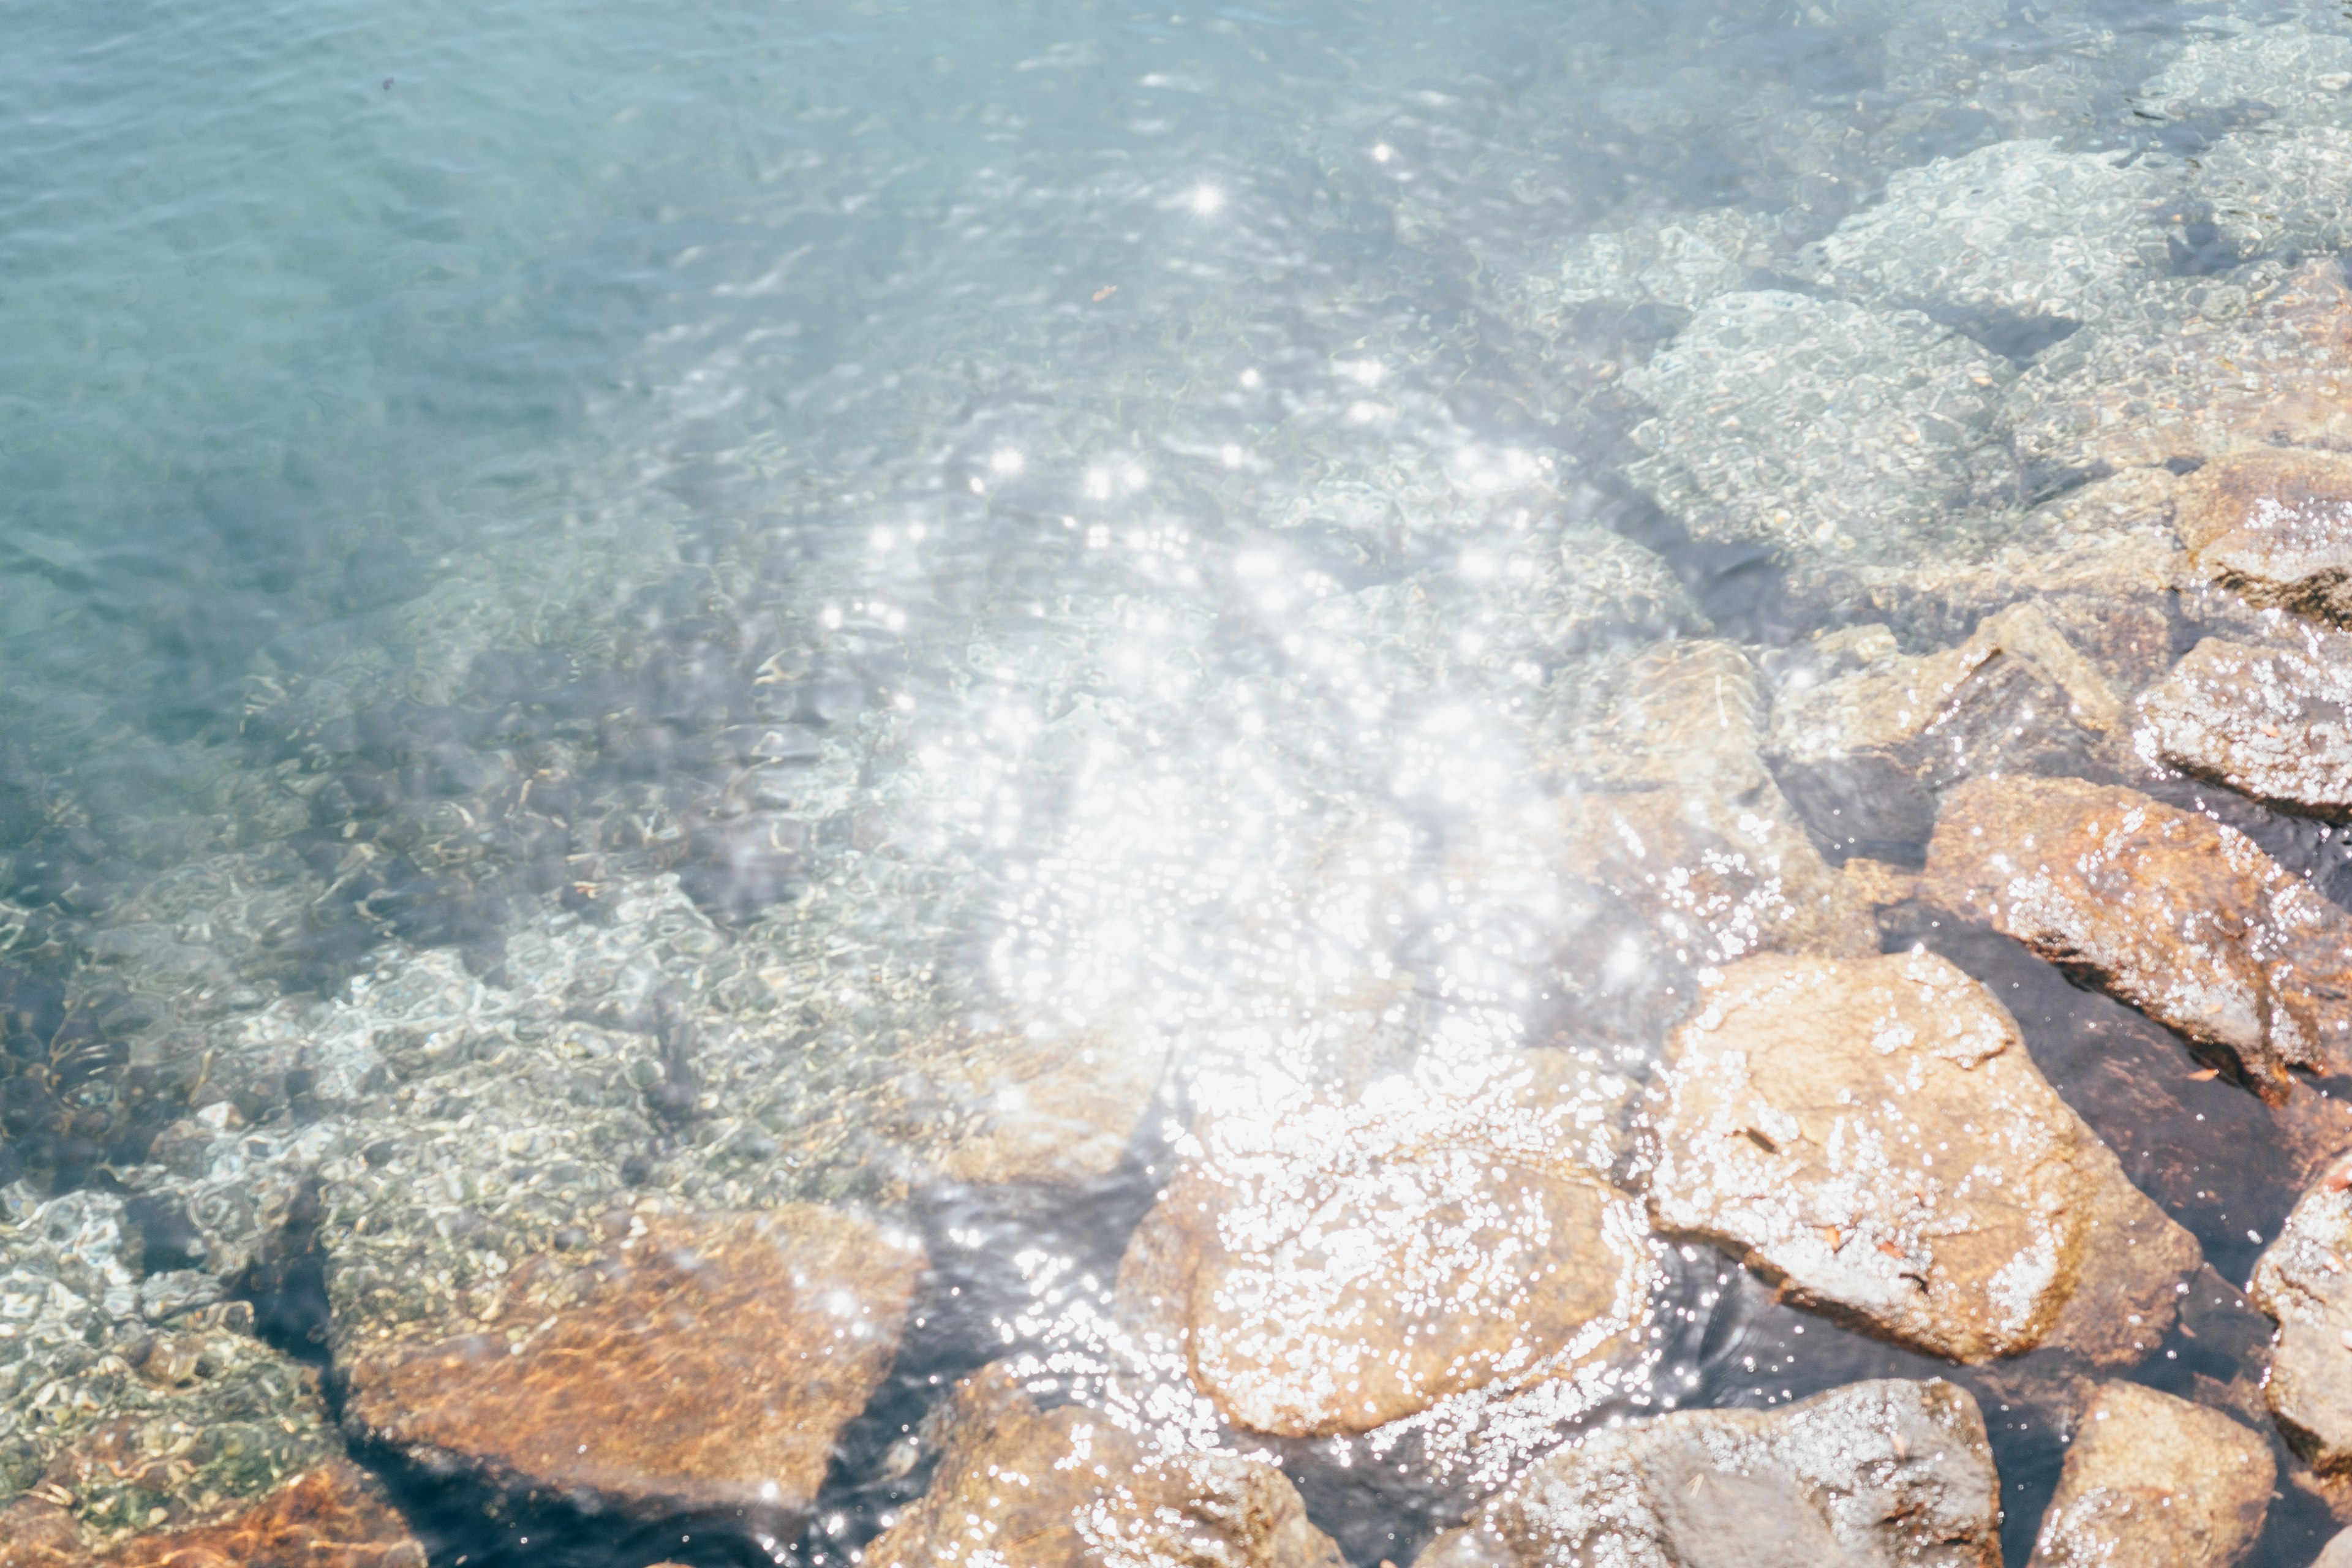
(1921, 775, 2352, 1099)
(1645, 950, 2199, 1364)
(0, 1457, 421, 1568)
(2177, 448, 2352, 626)
(2026, 1381, 2273, 1568)
(1117, 1055, 1653, 1439)
(862, 1363, 1345, 1568)
(336, 1204, 924, 1520)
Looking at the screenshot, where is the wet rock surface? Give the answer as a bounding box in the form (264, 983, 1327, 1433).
(2252, 1164, 2352, 1478)
(1921, 775, 2352, 1101)
(1642, 950, 2197, 1364)
(0, 1457, 422, 1568)
(2139, 634, 2352, 820)
(1623, 292, 2018, 564)
(1766, 600, 2125, 858)
(1545, 640, 1876, 965)
(1114, 1053, 1653, 1442)
(862, 1363, 1346, 1568)
(336, 1204, 923, 1520)
(2026, 1380, 2273, 1568)
(1416, 1378, 2001, 1568)
(2176, 450, 2352, 628)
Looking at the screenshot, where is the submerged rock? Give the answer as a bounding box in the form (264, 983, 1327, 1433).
(1544, 641, 1877, 965)
(2174, 448, 2352, 627)
(1920, 775, 2352, 1099)
(1115, 1055, 1653, 1441)
(862, 1363, 1346, 1568)
(2251, 1161, 2352, 1477)
(1766, 600, 2125, 857)
(334, 1204, 921, 1521)
(1624, 292, 2018, 564)
(1803, 140, 2162, 336)
(0, 1456, 421, 1568)
(1417, 1378, 2000, 1568)
(2141, 24, 2352, 132)
(2008, 258, 2352, 483)
(2026, 1381, 2272, 1568)
(2139, 635, 2352, 818)
(2187, 126, 2352, 265)
(1538, 206, 1776, 317)
(1643, 950, 2198, 1364)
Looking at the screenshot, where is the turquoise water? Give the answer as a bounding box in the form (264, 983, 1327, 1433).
(9, 0, 2352, 1562)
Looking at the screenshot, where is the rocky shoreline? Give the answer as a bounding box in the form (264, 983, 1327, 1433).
(12, 6, 2352, 1567)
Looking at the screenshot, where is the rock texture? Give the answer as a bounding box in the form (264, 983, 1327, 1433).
(1624, 292, 2018, 564)
(1804, 140, 2161, 329)
(2026, 1381, 2272, 1568)
(1115, 1056, 1653, 1440)
(1546, 640, 1877, 965)
(1921, 775, 2352, 1099)
(2252, 1162, 2352, 1476)
(1766, 600, 2124, 856)
(2175, 448, 2352, 627)
(0, 1455, 421, 1568)
(1417, 1378, 2000, 1568)
(336, 1204, 924, 1520)
(2139, 634, 2352, 818)
(1644, 950, 2198, 1363)
(2009, 259, 2352, 481)
(861, 1363, 1346, 1568)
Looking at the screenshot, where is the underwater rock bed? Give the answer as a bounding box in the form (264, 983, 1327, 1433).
(16, 4, 2352, 1567)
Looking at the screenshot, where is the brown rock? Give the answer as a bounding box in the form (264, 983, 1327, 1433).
(2026, 1381, 2273, 1568)
(1766, 600, 2124, 854)
(2139, 635, 2352, 819)
(1545, 640, 1875, 964)
(1115, 1056, 1653, 1439)
(2011, 258, 2352, 477)
(1644, 950, 2199, 1363)
(2251, 1162, 2352, 1476)
(0, 1456, 421, 1568)
(861, 1363, 1345, 1568)
(911, 1017, 1169, 1189)
(1920, 775, 2352, 1099)
(2318, 1529, 2352, 1567)
(2177, 447, 2352, 626)
(1417, 1378, 2000, 1568)
(336, 1205, 924, 1520)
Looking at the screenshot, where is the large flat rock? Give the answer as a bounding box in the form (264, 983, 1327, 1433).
(1115, 1055, 1653, 1441)
(1644, 950, 2198, 1363)
(1417, 1378, 2000, 1568)
(2026, 1380, 2272, 1568)
(336, 1204, 924, 1521)
(0, 1457, 421, 1568)
(1921, 775, 2352, 1099)
(861, 1363, 1345, 1568)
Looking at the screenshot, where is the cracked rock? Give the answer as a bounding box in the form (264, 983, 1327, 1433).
(1921, 775, 2352, 1099)
(862, 1363, 1345, 1568)
(1766, 599, 2126, 857)
(2139, 633, 2352, 818)
(1624, 292, 2019, 565)
(1643, 950, 2198, 1364)
(1417, 1377, 2001, 1568)
(2026, 1380, 2272, 1568)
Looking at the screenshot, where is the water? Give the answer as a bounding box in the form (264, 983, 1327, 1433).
(9, 0, 2352, 1562)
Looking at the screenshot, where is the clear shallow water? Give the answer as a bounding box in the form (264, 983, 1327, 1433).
(9, 0, 2352, 1563)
